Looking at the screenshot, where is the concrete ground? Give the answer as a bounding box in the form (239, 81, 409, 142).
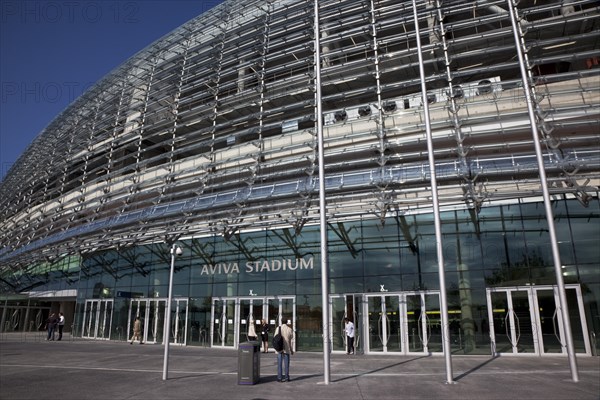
(0, 334, 598, 400)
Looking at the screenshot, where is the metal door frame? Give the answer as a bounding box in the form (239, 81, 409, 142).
(211, 295, 296, 350)
(362, 291, 442, 355)
(82, 299, 113, 340)
(404, 291, 443, 355)
(128, 297, 189, 345)
(210, 297, 237, 349)
(329, 293, 361, 354)
(486, 284, 590, 356)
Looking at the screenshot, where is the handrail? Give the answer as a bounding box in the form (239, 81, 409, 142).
(377, 313, 384, 346)
(505, 309, 521, 348)
(417, 312, 424, 347)
(425, 312, 432, 346)
(385, 313, 391, 346)
(552, 308, 565, 347)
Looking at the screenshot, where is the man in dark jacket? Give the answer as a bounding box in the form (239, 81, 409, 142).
(46, 313, 58, 341)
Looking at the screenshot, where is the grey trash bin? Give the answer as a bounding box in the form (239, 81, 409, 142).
(238, 341, 260, 385)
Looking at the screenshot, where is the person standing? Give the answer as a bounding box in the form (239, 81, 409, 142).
(260, 319, 269, 353)
(344, 317, 355, 355)
(45, 313, 58, 341)
(247, 318, 257, 341)
(130, 317, 143, 344)
(57, 312, 65, 341)
(276, 319, 294, 382)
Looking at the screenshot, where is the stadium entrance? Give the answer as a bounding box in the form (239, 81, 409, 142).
(486, 284, 591, 356)
(210, 295, 296, 350)
(330, 291, 444, 355)
(364, 291, 443, 355)
(82, 299, 113, 340)
(126, 298, 189, 345)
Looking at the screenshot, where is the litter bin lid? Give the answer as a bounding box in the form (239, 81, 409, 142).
(239, 341, 260, 348)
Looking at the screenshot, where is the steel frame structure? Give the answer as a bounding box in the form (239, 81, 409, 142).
(1, 0, 599, 288)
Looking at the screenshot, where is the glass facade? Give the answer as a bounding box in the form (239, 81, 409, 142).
(1, 0, 599, 360)
(3, 196, 597, 356)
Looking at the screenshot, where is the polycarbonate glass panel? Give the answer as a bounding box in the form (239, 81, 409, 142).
(367, 296, 384, 352)
(565, 288, 587, 353)
(281, 297, 294, 325)
(238, 299, 253, 343)
(536, 289, 562, 354)
(225, 300, 236, 347)
(406, 294, 424, 353)
(147, 300, 165, 344)
(511, 291, 535, 354)
(173, 300, 188, 344)
(99, 301, 111, 339)
(267, 298, 279, 333)
(212, 299, 224, 346)
(424, 294, 442, 353)
(490, 291, 512, 353)
(385, 296, 401, 353)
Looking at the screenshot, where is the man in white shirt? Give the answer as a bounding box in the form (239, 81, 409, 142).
(57, 312, 65, 341)
(344, 318, 355, 355)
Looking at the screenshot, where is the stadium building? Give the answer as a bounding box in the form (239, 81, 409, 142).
(1, 0, 599, 359)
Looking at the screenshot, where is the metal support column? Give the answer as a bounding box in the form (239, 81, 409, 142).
(506, 0, 579, 382)
(314, 0, 331, 385)
(412, 0, 454, 384)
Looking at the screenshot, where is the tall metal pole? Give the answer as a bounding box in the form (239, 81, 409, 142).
(162, 243, 178, 380)
(314, 0, 331, 385)
(506, 0, 579, 382)
(412, 0, 454, 384)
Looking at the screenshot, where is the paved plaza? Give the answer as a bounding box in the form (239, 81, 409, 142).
(0, 335, 599, 400)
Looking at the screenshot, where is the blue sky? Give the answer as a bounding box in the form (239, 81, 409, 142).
(0, 0, 224, 181)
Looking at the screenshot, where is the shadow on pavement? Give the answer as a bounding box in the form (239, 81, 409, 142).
(332, 355, 430, 383)
(454, 355, 499, 382)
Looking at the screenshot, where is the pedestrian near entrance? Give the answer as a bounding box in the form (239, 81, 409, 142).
(260, 319, 269, 353)
(344, 317, 355, 355)
(247, 318, 257, 341)
(130, 317, 143, 344)
(45, 313, 58, 341)
(57, 312, 65, 341)
(275, 319, 294, 382)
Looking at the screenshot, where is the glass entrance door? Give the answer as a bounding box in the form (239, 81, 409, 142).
(364, 291, 441, 355)
(366, 295, 400, 353)
(211, 296, 296, 350)
(129, 298, 189, 345)
(167, 298, 189, 345)
(487, 288, 535, 354)
(486, 285, 590, 355)
(329, 294, 361, 353)
(266, 296, 295, 351)
(82, 299, 113, 340)
(405, 292, 443, 354)
(212, 298, 236, 348)
(238, 298, 262, 344)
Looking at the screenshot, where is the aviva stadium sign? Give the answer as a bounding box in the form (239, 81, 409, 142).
(199, 256, 314, 276)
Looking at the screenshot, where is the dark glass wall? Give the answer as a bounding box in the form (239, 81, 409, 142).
(7, 196, 598, 354)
